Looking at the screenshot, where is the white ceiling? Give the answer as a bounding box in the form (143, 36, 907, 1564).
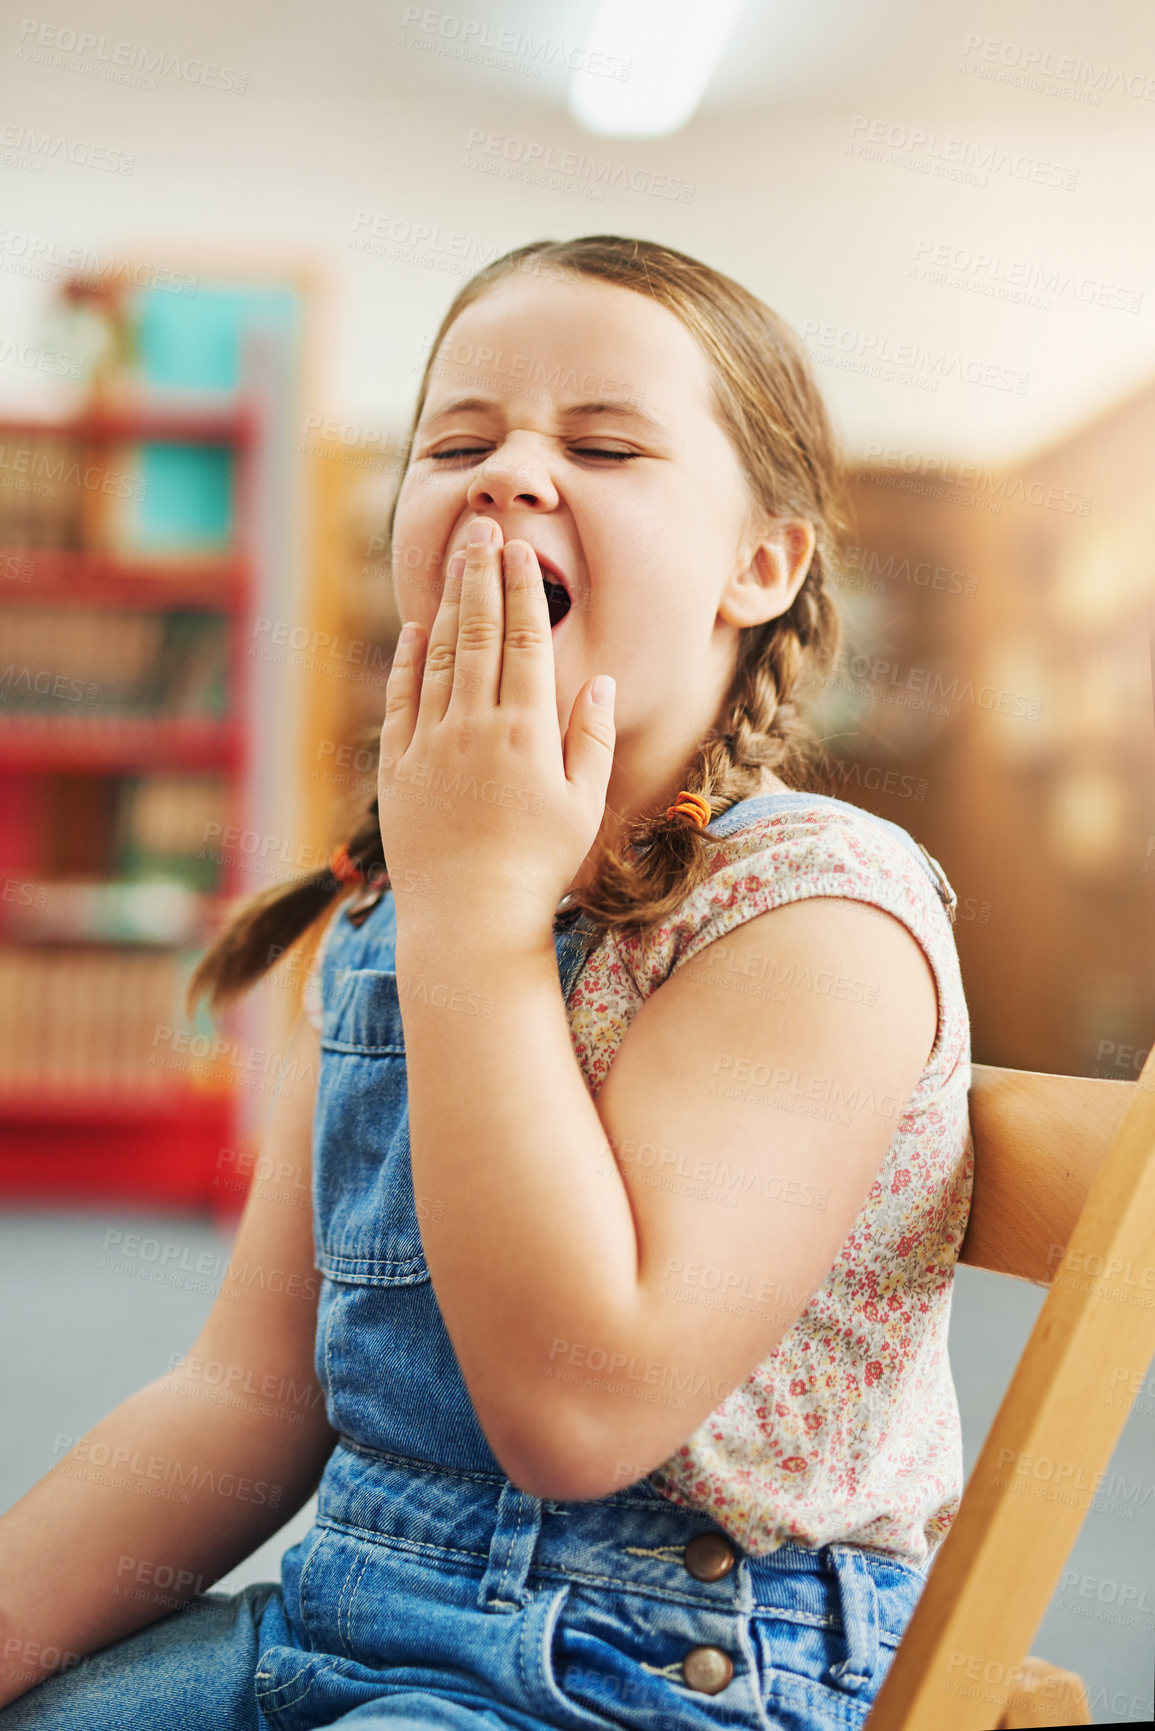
(2, 0, 1154, 462)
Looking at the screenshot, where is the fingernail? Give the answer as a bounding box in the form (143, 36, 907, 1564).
(467, 519, 494, 545)
(398, 622, 418, 647)
(591, 675, 615, 708)
(504, 541, 529, 570)
(447, 551, 466, 580)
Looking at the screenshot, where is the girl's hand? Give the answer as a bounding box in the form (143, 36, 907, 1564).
(378, 517, 616, 949)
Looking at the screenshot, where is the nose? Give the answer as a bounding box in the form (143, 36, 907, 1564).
(466, 438, 559, 514)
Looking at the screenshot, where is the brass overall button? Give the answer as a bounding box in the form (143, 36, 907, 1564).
(682, 1646, 734, 1695)
(682, 1531, 737, 1581)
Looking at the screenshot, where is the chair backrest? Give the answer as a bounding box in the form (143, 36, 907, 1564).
(960, 1065, 1138, 1285)
(866, 1051, 1155, 1729)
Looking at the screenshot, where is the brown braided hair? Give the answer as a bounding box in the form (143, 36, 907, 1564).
(186, 235, 846, 1019)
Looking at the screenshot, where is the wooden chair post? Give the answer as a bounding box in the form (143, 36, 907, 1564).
(865, 1046, 1155, 1731)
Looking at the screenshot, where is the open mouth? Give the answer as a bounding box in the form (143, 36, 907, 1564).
(534, 554, 573, 630)
(452, 535, 574, 630)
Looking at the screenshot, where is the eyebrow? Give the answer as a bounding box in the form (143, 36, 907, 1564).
(421, 395, 664, 431)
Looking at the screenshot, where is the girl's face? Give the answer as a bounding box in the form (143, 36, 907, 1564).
(391, 272, 801, 814)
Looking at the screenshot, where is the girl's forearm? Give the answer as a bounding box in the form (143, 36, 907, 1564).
(396, 923, 643, 1491)
(0, 1368, 335, 1710)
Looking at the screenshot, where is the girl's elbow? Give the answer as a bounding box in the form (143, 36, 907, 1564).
(502, 1453, 622, 1504)
(486, 1404, 621, 1503)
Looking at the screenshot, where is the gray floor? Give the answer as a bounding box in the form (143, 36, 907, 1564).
(1, 1210, 1152, 1723)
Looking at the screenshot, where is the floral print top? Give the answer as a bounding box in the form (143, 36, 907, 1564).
(303, 799, 973, 1570)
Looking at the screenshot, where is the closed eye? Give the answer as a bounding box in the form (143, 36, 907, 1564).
(426, 446, 640, 463)
(571, 447, 640, 462)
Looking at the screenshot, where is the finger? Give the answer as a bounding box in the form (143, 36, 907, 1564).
(454, 517, 504, 712)
(416, 548, 465, 728)
(499, 540, 556, 716)
(380, 620, 426, 777)
(562, 675, 616, 803)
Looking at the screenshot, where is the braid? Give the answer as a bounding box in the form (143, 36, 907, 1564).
(183, 730, 389, 1018)
(569, 562, 843, 948)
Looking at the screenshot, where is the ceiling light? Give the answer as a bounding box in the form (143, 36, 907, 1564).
(568, 0, 746, 138)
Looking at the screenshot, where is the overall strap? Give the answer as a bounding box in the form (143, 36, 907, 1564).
(321, 882, 602, 1008)
(549, 790, 959, 984)
(704, 790, 958, 922)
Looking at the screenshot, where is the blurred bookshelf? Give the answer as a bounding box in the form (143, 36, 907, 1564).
(0, 265, 315, 1212)
(298, 428, 402, 862)
(814, 379, 1155, 1078)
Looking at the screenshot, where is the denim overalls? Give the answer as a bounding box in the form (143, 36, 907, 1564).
(3, 793, 957, 1731)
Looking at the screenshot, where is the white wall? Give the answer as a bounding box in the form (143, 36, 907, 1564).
(2, 0, 1154, 461)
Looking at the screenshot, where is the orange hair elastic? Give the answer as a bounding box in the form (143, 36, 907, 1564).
(329, 842, 364, 884)
(664, 790, 711, 829)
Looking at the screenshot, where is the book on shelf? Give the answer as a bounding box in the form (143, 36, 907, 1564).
(114, 773, 229, 891)
(0, 424, 240, 559)
(0, 944, 199, 1093)
(0, 772, 229, 926)
(0, 609, 229, 717)
(0, 879, 206, 946)
(0, 761, 234, 1095)
(0, 429, 85, 549)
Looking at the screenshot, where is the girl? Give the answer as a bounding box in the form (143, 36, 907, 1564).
(0, 236, 972, 1731)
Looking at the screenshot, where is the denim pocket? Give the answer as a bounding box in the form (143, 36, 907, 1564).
(291, 1524, 372, 1662)
(749, 1613, 876, 1730)
(315, 968, 430, 1286)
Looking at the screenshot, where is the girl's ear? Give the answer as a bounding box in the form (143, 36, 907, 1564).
(717, 517, 816, 630)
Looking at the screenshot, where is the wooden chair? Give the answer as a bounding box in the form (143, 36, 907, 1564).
(865, 1057, 1155, 1730)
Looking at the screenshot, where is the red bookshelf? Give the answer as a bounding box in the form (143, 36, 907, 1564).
(0, 401, 257, 1209)
(7, 549, 245, 610)
(0, 408, 256, 445)
(0, 1091, 235, 1207)
(0, 717, 243, 773)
